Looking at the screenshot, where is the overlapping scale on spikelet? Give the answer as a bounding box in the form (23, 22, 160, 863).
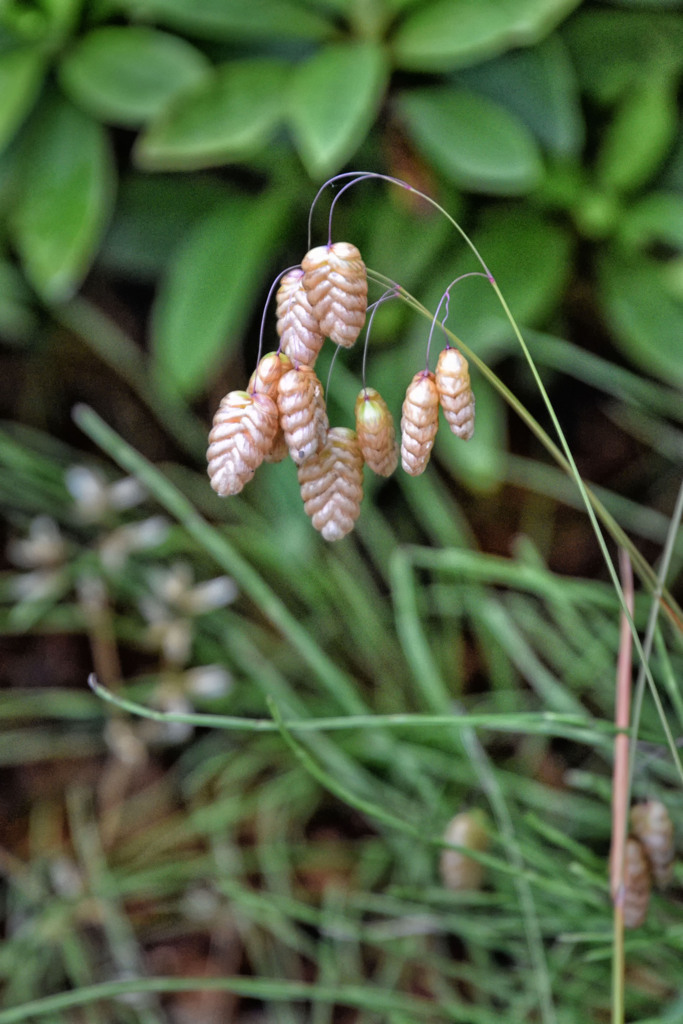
(354, 387, 399, 477)
(247, 351, 293, 463)
(276, 269, 325, 367)
(623, 836, 651, 929)
(630, 801, 675, 889)
(297, 427, 364, 541)
(435, 346, 475, 440)
(440, 811, 489, 892)
(277, 365, 329, 466)
(400, 371, 439, 476)
(301, 242, 367, 348)
(207, 391, 279, 496)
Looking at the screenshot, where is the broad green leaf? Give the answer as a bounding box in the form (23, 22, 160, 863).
(458, 36, 584, 158)
(151, 191, 289, 398)
(392, 0, 582, 71)
(435, 375, 506, 494)
(135, 59, 289, 171)
(595, 73, 679, 194)
(58, 27, 210, 127)
(288, 42, 389, 179)
(618, 192, 683, 254)
(99, 173, 227, 279)
(397, 88, 543, 195)
(598, 248, 683, 387)
(11, 92, 114, 302)
(0, 46, 46, 154)
(563, 10, 683, 105)
(113, 0, 334, 41)
(0, 256, 38, 343)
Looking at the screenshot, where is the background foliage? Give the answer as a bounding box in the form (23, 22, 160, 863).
(1, 0, 683, 1021)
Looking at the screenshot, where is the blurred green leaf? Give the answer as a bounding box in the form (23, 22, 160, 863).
(434, 374, 506, 494)
(114, 0, 335, 41)
(618, 192, 683, 253)
(99, 173, 227, 280)
(563, 10, 683, 105)
(458, 36, 584, 158)
(11, 92, 114, 302)
(151, 190, 289, 398)
(0, 46, 46, 154)
(391, 0, 581, 71)
(58, 27, 211, 127)
(288, 41, 389, 179)
(0, 256, 38, 343)
(598, 248, 683, 387)
(135, 59, 289, 171)
(595, 73, 679, 194)
(397, 88, 543, 196)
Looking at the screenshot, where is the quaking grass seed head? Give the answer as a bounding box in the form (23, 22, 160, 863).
(354, 387, 399, 477)
(247, 351, 293, 400)
(623, 836, 652, 929)
(400, 370, 439, 476)
(435, 346, 475, 440)
(297, 426, 364, 541)
(276, 269, 325, 368)
(301, 242, 367, 348)
(277, 365, 329, 466)
(630, 800, 675, 889)
(207, 390, 279, 496)
(440, 810, 489, 892)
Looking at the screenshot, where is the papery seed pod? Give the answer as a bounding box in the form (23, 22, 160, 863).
(630, 801, 675, 889)
(276, 269, 326, 367)
(207, 391, 278, 496)
(247, 352, 293, 464)
(354, 387, 399, 477)
(297, 427, 364, 541)
(400, 370, 439, 476)
(440, 810, 489, 892)
(435, 346, 475, 440)
(247, 350, 293, 400)
(277, 365, 329, 465)
(301, 242, 367, 348)
(623, 836, 652, 929)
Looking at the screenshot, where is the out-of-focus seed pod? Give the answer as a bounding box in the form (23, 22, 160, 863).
(301, 242, 367, 348)
(400, 370, 439, 476)
(623, 836, 652, 929)
(435, 346, 475, 440)
(630, 801, 675, 889)
(276, 269, 326, 368)
(297, 427, 364, 541)
(354, 387, 399, 477)
(247, 350, 293, 400)
(440, 810, 489, 891)
(277, 365, 329, 466)
(207, 391, 278, 496)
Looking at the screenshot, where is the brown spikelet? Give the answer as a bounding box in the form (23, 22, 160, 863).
(400, 370, 439, 476)
(440, 811, 489, 892)
(207, 391, 278, 496)
(277, 365, 329, 466)
(247, 350, 293, 400)
(435, 346, 475, 440)
(354, 387, 399, 477)
(297, 427, 364, 541)
(630, 801, 675, 889)
(276, 269, 326, 367)
(301, 242, 367, 348)
(623, 836, 652, 929)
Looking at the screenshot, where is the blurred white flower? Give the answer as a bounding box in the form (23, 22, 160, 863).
(7, 516, 66, 569)
(98, 516, 169, 572)
(65, 465, 146, 522)
(183, 664, 232, 700)
(139, 562, 237, 667)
